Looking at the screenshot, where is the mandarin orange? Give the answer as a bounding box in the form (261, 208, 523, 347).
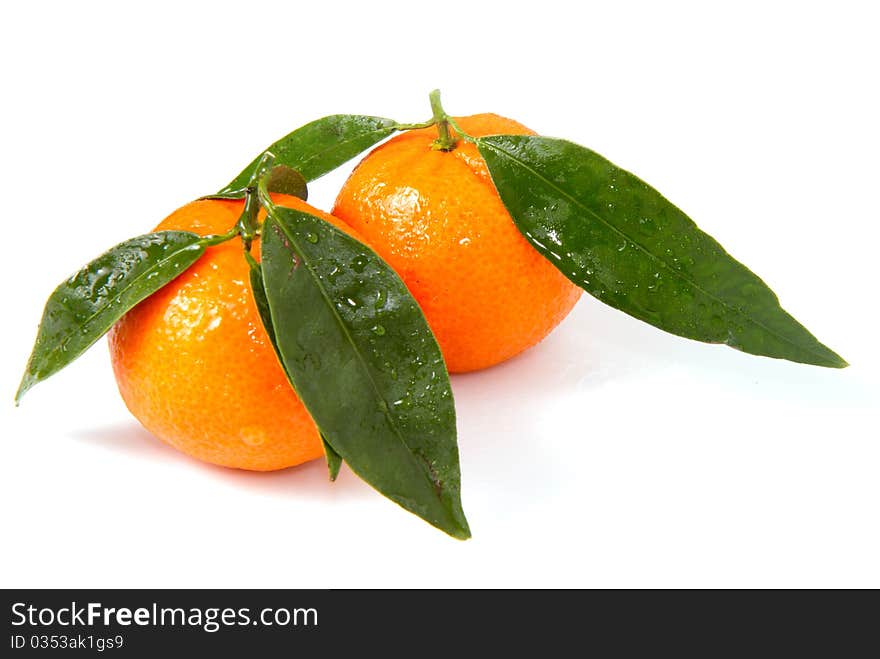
(108, 194, 355, 471)
(332, 114, 582, 373)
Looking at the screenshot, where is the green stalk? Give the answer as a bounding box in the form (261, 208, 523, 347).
(429, 89, 457, 151)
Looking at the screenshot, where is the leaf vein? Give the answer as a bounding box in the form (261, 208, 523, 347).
(290, 125, 397, 180)
(266, 213, 442, 496)
(481, 138, 828, 361)
(53, 235, 202, 358)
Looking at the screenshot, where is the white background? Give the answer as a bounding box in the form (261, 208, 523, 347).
(1, 1, 877, 588)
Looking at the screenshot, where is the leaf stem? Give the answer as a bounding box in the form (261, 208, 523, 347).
(242, 248, 260, 272)
(237, 152, 277, 249)
(429, 89, 458, 151)
(395, 119, 435, 131)
(255, 166, 276, 214)
(445, 114, 477, 144)
(199, 225, 240, 247)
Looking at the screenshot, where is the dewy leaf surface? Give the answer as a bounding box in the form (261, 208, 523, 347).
(249, 262, 341, 481)
(260, 206, 469, 538)
(17, 231, 206, 402)
(219, 115, 398, 196)
(479, 134, 846, 368)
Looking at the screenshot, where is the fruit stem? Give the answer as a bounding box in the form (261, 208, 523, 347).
(237, 153, 277, 250)
(429, 89, 458, 151)
(445, 115, 476, 144)
(237, 190, 261, 251)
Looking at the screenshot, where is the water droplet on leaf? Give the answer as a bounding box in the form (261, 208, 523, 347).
(351, 255, 369, 272)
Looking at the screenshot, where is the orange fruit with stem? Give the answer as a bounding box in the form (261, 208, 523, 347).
(108, 194, 357, 471)
(332, 111, 582, 373)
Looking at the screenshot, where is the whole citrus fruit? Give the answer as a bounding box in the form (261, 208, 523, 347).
(332, 114, 582, 373)
(108, 194, 354, 471)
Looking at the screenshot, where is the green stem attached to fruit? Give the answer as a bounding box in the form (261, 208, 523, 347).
(429, 89, 458, 151)
(427, 89, 477, 149)
(236, 152, 277, 250)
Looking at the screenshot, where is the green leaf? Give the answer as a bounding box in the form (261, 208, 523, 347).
(478, 135, 846, 368)
(260, 205, 469, 539)
(249, 261, 342, 482)
(219, 115, 398, 196)
(248, 261, 279, 349)
(17, 231, 207, 402)
(322, 435, 343, 482)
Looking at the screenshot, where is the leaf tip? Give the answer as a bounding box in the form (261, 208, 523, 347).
(14, 373, 34, 406)
(813, 343, 848, 369)
(448, 520, 472, 541)
(438, 506, 471, 540)
(829, 355, 849, 369)
(321, 435, 343, 482)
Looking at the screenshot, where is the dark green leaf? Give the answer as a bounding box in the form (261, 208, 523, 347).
(248, 262, 278, 349)
(17, 231, 206, 402)
(250, 262, 341, 482)
(479, 135, 846, 368)
(219, 115, 398, 196)
(322, 435, 343, 482)
(261, 206, 469, 539)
